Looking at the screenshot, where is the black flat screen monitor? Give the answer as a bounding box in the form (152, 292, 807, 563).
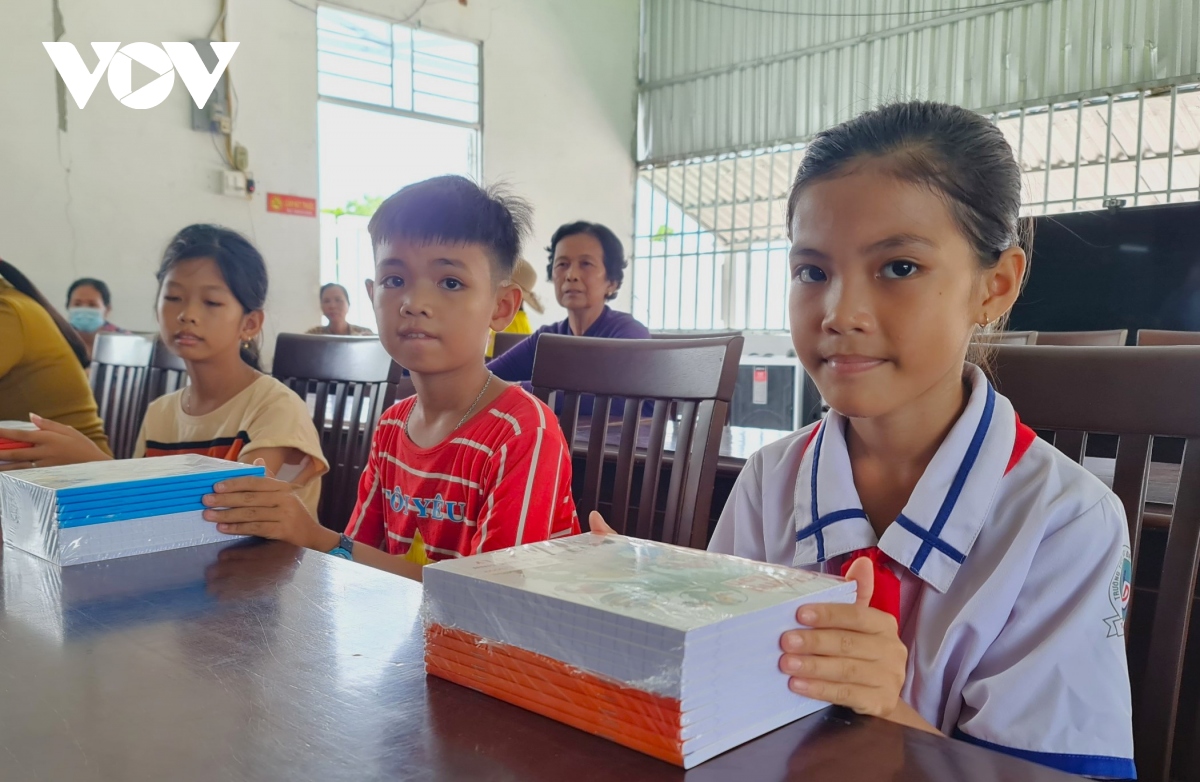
(1009, 202, 1200, 339)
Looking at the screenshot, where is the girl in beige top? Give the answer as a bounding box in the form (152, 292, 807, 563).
(0, 225, 327, 518)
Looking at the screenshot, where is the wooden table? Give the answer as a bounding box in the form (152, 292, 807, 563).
(0, 540, 1080, 782)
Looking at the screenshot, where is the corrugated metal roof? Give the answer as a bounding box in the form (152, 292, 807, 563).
(639, 0, 1200, 163)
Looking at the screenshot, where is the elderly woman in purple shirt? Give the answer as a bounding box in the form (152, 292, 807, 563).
(487, 221, 650, 382)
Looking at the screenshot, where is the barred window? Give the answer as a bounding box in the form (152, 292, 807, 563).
(317, 5, 480, 124)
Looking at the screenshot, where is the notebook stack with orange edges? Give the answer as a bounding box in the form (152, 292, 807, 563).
(422, 533, 856, 769)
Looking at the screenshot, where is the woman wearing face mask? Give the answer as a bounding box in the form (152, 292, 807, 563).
(67, 277, 131, 358)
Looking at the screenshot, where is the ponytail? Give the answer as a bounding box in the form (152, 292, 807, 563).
(0, 259, 91, 369)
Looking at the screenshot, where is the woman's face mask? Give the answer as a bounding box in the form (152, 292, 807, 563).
(68, 306, 106, 333)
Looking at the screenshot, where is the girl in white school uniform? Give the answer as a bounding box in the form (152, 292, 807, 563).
(705, 102, 1134, 778)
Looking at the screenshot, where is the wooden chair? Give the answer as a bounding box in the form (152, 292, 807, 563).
(650, 330, 744, 340)
(1138, 330, 1200, 347)
(89, 333, 154, 460)
(1036, 329, 1129, 346)
(973, 330, 1038, 345)
(147, 337, 189, 404)
(531, 334, 743, 549)
(990, 345, 1200, 782)
(272, 334, 394, 532)
(492, 331, 531, 359)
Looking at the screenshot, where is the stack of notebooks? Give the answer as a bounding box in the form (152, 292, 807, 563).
(0, 454, 264, 566)
(423, 534, 855, 769)
(0, 420, 36, 465)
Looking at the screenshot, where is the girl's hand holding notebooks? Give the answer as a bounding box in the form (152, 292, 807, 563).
(590, 511, 935, 733)
(202, 459, 326, 550)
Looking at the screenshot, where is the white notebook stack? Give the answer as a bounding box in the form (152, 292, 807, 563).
(422, 533, 855, 769)
(0, 454, 263, 565)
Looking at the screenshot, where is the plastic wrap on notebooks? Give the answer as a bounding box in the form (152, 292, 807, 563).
(0, 454, 262, 566)
(419, 533, 856, 697)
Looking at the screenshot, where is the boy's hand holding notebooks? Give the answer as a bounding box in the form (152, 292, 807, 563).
(422, 533, 855, 769)
(0, 454, 265, 565)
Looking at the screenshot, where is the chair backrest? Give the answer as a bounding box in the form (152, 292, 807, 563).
(1036, 329, 1129, 346)
(89, 333, 154, 460)
(974, 330, 1038, 345)
(649, 330, 744, 340)
(147, 338, 189, 403)
(531, 334, 743, 549)
(990, 345, 1200, 782)
(492, 331, 530, 358)
(272, 334, 394, 532)
(1138, 329, 1200, 347)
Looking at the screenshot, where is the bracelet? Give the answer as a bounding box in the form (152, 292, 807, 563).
(328, 533, 355, 560)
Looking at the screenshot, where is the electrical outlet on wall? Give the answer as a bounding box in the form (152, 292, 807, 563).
(215, 169, 246, 197)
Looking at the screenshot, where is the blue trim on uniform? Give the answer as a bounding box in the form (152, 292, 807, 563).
(808, 422, 828, 561)
(953, 729, 1136, 779)
(795, 424, 870, 562)
(796, 508, 870, 556)
(893, 514, 966, 563)
(909, 383, 996, 575)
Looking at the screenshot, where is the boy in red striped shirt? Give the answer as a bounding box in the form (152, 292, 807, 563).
(202, 176, 580, 579)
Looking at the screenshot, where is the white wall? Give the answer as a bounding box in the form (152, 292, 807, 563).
(0, 0, 639, 359)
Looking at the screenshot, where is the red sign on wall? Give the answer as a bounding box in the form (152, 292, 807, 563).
(266, 193, 317, 217)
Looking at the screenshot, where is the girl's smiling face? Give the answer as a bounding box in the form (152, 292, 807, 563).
(788, 160, 1024, 420)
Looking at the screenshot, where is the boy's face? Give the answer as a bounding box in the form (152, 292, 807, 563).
(368, 239, 521, 375)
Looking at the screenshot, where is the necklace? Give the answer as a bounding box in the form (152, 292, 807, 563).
(404, 372, 494, 438)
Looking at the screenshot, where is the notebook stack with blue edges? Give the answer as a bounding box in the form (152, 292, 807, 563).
(0, 454, 264, 566)
(422, 533, 856, 769)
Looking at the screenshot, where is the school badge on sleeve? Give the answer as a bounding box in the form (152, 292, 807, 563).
(1105, 546, 1132, 638)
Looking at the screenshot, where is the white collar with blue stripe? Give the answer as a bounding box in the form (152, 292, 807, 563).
(791, 364, 1018, 593)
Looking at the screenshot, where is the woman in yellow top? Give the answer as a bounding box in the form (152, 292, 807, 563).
(485, 257, 540, 357)
(0, 260, 111, 460)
